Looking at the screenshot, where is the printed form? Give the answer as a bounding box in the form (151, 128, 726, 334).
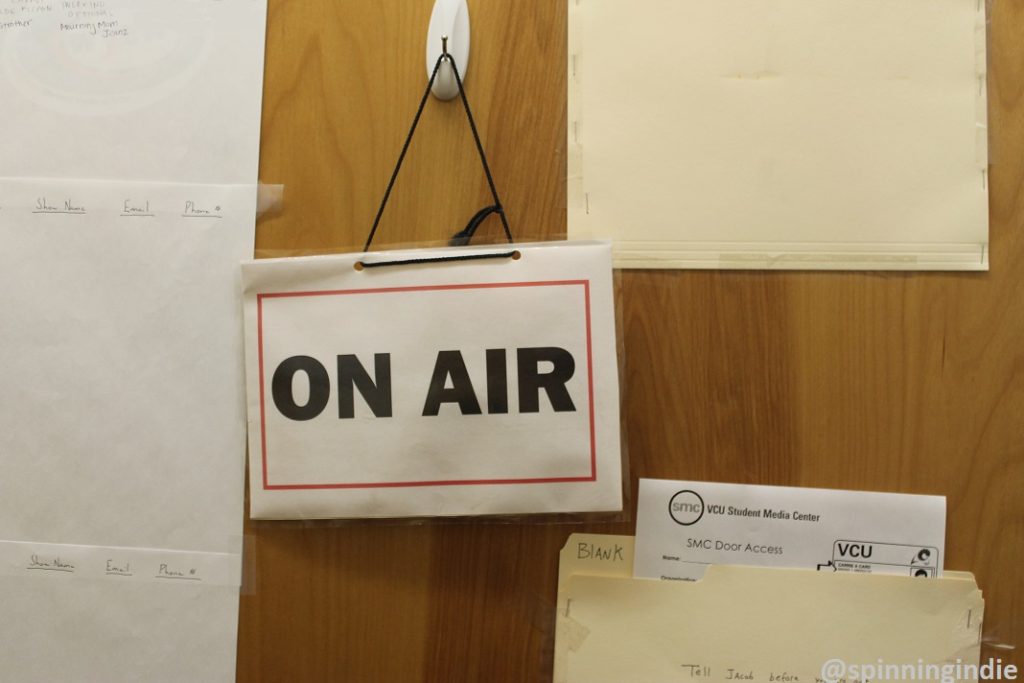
(634, 479, 946, 581)
(0, 2, 267, 681)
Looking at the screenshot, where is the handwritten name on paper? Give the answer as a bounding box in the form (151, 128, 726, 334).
(62, 0, 111, 19)
(3, 1, 51, 11)
(33, 197, 85, 214)
(0, 0, 50, 29)
(59, 21, 128, 39)
(26, 554, 75, 572)
(0, 1, 128, 37)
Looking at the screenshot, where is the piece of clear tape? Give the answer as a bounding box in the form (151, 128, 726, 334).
(0, 539, 243, 587)
(256, 182, 284, 217)
(976, 0, 989, 169)
(566, 0, 583, 213)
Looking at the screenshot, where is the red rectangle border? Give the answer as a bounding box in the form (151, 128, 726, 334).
(257, 280, 596, 490)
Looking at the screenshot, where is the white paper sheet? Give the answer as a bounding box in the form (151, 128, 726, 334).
(0, 0, 266, 676)
(0, 0, 268, 184)
(242, 241, 624, 519)
(634, 479, 946, 580)
(0, 178, 255, 682)
(568, 0, 989, 270)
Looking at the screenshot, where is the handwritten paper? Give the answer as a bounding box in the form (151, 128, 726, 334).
(0, 540, 241, 586)
(555, 534, 984, 683)
(0, 0, 268, 183)
(0, 0, 266, 676)
(0, 178, 255, 682)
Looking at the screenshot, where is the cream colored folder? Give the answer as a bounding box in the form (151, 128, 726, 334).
(568, 0, 989, 270)
(555, 534, 984, 683)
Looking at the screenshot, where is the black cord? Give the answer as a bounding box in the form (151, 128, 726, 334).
(363, 49, 512, 252)
(448, 49, 512, 244)
(358, 250, 518, 269)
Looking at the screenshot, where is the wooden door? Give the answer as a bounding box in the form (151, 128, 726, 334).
(240, 1, 1023, 680)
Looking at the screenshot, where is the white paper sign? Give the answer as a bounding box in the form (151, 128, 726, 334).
(634, 479, 946, 580)
(242, 241, 623, 519)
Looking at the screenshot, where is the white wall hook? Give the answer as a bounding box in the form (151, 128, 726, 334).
(426, 0, 470, 100)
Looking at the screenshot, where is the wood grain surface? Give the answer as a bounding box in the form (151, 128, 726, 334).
(240, 1, 1023, 680)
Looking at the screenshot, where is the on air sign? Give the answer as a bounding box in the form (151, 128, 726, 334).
(242, 242, 623, 519)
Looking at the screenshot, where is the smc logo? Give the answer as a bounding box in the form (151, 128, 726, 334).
(669, 490, 705, 526)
